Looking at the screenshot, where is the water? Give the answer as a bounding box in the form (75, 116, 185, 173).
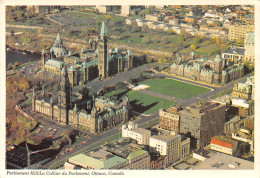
(6, 48, 41, 67)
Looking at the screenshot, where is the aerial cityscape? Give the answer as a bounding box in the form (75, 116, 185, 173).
(5, 5, 255, 171)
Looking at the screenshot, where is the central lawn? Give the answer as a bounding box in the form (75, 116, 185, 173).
(105, 89, 174, 115)
(139, 78, 210, 100)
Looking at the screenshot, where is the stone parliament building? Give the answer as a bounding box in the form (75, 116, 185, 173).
(170, 54, 244, 85)
(32, 67, 130, 133)
(32, 21, 132, 132)
(41, 21, 133, 87)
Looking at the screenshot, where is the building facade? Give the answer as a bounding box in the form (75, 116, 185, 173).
(210, 136, 238, 155)
(229, 98, 254, 118)
(180, 101, 226, 148)
(41, 21, 133, 86)
(122, 121, 151, 145)
(65, 138, 150, 169)
(32, 67, 129, 133)
(244, 32, 255, 62)
(224, 116, 240, 134)
(149, 131, 190, 165)
(228, 24, 254, 41)
(170, 54, 244, 85)
(222, 46, 245, 62)
(159, 105, 181, 132)
(232, 82, 252, 100)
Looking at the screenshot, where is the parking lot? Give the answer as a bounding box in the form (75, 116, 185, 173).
(6, 143, 45, 168)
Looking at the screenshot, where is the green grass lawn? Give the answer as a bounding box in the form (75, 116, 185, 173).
(105, 89, 174, 115)
(139, 78, 210, 100)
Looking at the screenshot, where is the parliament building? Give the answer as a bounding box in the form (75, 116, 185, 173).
(170, 54, 244, 85)
(32, 66, 129, 133)
(41, 21, 133, 87)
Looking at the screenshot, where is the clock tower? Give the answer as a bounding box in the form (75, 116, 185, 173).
(98, 21, 109, 80)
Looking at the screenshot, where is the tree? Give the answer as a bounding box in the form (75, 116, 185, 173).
(18, 77, 30, 92)
(38, 28, 44, 34)
(190, 44, 196, 51)
(7, 63, 13, 70)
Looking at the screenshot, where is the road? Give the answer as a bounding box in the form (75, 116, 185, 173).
(41, 111, 158, 169)
(73, 64, 153, 95)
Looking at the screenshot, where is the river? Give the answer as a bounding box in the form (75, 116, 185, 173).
(6, 47, 41, 67)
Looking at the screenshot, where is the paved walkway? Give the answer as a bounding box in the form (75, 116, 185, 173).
(73, 64, 153, 95)
(138, 88, 178, 102)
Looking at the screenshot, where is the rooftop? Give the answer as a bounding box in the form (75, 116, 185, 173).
(151, 131, 181, 142)
(223, 46, 245, 56)
(69, 148, 126, 169)
(211, 136, 238, 147)
(191, 152, 253, 169)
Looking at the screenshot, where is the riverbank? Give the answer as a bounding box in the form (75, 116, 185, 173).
(6, 44, 42, 55)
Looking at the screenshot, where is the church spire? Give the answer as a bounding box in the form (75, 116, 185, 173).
(100, 20, 107, 38)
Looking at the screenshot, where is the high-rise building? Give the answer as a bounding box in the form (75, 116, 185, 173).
(228, 24, 254, 41)
(149, 131, 190, 165)
(244, 32, 255, 62)
(159, 105, 181, 132)
(180, 101, 226, 148)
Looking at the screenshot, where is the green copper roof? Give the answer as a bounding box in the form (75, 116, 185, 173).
(70, 153, 126, 169)
(45, 59, 64, 68)
(100, 21, 107, 37)
(126, 149, 147, 160)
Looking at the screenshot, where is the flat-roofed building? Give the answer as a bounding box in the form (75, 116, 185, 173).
(228, 24, 254, 41)
(191, 152, 254, 169)
(145, 14, 158, 22)
(224, 115, 240, 134)
(159, 105, 182, 132)
(185, 16, 198, 23)
(122, 121, 151, 145)
(149, 131, 190, 165)
(180, 101, 226, 148)
(65, 138, 150, 170)
(210, 136, 238, 155)
(246, 76, 255, 100)
(65, 148, 129, 169)
(229, 98, 254, 118)
(222, 46, 245, 62)
(232, 82, 252, 100)
(193, 148, 216, 161)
